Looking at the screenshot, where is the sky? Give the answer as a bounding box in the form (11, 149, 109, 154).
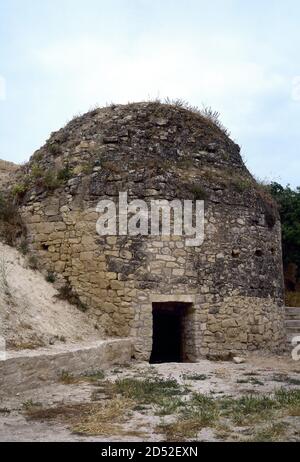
(0, 0, 299, 187)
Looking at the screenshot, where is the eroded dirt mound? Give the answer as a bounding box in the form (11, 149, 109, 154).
(0, 242, 101, 350)
(0, 159, 19, 190)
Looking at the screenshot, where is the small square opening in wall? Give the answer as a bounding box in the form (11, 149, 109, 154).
(150, 302, 193, 363)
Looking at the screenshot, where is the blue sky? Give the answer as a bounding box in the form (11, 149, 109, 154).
(0, 0, 299, 187)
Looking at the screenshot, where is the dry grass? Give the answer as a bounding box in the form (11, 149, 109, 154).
(158, 98, 231, 137)
(7, 339, 45, 350)
(102, 161, 122, 174)
(157, 388, 300, 441)
(213, 423, 233, 440)
(159, 417, 207, 442)
(55, 283, 88, 312)
(21, 370, 300, 442)
(114, 376, 184, 404)
(59, 370, 105, 385)
(59, 370, 78, 385)
(25, 401, 95, 422)
(248, 422, 289, 442)
(159, 409, 218, 441)
(158, 393, 219, 441)
(72, 397, 134, 436)
(24, 397, 135, 437)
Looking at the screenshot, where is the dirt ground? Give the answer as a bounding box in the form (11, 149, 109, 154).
(0, 242, 101, 349)
(0, 352, 299, 442)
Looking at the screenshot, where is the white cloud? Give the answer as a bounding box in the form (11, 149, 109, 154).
(31, 33, 297, 156)
(292, 76, 300, 101)
(33, 35, 287, 111)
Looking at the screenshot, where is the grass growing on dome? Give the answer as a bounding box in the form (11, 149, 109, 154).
(150, 97, 231, 138)
(104, 98, 231, 138)
(189, 183, 208, 200)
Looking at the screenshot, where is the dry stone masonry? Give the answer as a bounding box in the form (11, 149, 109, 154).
(12, 102, 286, 360)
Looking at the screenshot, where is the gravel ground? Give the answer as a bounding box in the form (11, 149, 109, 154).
(0, 352, 299, 442)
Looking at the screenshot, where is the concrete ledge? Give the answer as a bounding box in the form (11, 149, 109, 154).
(0, 338, 133, 396)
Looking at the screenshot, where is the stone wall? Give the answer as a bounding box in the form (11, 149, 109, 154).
(0, 339, 133, 395)
(21, 192, 285, 360)
(15, 102, 286, 360)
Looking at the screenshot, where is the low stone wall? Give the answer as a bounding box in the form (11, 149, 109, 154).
(21, 200, 286, 360)
(0, 338, 133, 396)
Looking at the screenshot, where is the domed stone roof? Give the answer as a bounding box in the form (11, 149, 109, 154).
(32, 101, 242, 169)
(16, 102, 275, 223)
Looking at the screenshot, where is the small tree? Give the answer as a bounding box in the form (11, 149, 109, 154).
(270, 182, 300, 284)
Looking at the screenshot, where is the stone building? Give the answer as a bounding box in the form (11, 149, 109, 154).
(14, 102, 285, 361)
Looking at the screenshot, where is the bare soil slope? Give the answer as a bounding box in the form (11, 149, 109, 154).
(0, 160, 19, 190)
(0, 242, 100, 350)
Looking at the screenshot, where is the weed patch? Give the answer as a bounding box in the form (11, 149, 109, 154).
(183, 374, 208, 381)
(115, 377, 183, 404)
(59, 371, 77, 385)
(249, 422, 289, 442)
(55, 283, 88, 312)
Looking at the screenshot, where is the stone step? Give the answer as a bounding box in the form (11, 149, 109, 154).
(286, 315, 300, 321)
(285, 320, 300, 328)
(285, 326, 300, 334)
(0, 338, 133, 396)
(285, 307, 300, 318)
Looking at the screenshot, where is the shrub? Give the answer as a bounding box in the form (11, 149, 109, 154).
(30, 164, 72, 192)
(81, 163, 94, 175)
(56, 283, 88, 312)
(263, 200, 277, 228)
(0, 193, 15, 221)
(18, 239, 29, 255)
(82, 370, 105, 382)
(42, 170, 61, 191)
(30, 163, 44, 179)
(189, 184, 208, 200)
(232, 177, 253, 192)
(0, 193, 25, 245)
(57, 164, 73, 182)
(28, 254, 38, 270)
(60, 370, 76, 384)
(270, 182, 300, 279)
(11, 183, 28, 199)
(45, 271, 56, 283)
(47, 143, 62, 156)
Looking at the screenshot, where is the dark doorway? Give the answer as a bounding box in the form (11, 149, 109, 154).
(150, 302, 188, 363)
